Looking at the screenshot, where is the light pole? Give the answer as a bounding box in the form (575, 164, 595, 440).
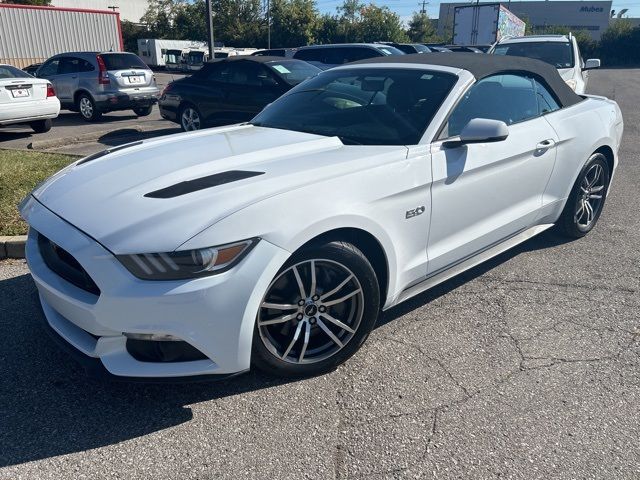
(267, 0, 271, 49)
(206, 0, 215, 59)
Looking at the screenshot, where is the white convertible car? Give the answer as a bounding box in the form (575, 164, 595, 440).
(20, 54, 623, 380)
(0, 64, 59, 133)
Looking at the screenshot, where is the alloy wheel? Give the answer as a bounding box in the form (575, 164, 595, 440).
(258, 259, 365, 364)
(181, 107, 201, 131)
(575, 163, 605, 229)
(79, 97, 93, 119)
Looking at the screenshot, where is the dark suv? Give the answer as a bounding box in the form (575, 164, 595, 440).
(293, 44, 404, 69)
(36, 52, 160, 121)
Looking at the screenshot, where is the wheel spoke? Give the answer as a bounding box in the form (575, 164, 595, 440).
(585, 201, 594, 224)
(292, 265, 307, 299)
(590, 185, 604, 193)
(259, 313, 297, 326)
(317, 318, 344, 348)
(282, 320, 304, 359)
(575, 202, 585, 221)
(589, 194, 603, 200)
(262, 302, 298, 310)
(320, 313, 355, 334)
(323, 288, 362, 307)
(310, 260, 317, 297)
(320, 274, 354, 301)
(298, 321, 311, 363)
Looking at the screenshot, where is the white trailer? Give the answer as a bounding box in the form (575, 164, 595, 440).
(453, 4, 526, 46)
(0, 4, 122, 69)
(137, 39, 208, 68)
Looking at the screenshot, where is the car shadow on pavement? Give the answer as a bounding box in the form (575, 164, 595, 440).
(54, 111, 141, 126)
(0, 272, 293, 468)
(0, 230, 573, 467)
(377, 229, 574, 327)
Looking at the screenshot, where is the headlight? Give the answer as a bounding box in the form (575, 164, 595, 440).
(565, 79, 577, 91)
(117, 238, 259, 280)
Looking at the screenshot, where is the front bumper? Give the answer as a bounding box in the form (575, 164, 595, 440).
(21, 197, 290, 379)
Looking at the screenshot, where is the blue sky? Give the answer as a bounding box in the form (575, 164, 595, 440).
(313, 0, 640, 20)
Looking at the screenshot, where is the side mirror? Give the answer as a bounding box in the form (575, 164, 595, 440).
(584, 59, 601, 70)
(444, 118, 509, 147)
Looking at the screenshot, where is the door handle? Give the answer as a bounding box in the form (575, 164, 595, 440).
(536, 139, 556, 150)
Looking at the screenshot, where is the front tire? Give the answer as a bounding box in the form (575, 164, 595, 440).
(556, 153, 610, 238)
(30, 119, 52, 133)
(253, 241, 380, 377)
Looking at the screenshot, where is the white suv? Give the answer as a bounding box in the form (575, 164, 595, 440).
(490, 34, 600, 94)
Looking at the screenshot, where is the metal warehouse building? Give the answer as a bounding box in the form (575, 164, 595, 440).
(438, 1, 613, 40)
(0, 4, 122, 68)
(51, 0, 149, 23)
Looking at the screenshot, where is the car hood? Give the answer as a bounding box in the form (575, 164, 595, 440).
(31, 125, 379, 254)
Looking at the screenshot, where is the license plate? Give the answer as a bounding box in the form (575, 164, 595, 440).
(128, 76, 144, 84)
(11, 89, 30, 98)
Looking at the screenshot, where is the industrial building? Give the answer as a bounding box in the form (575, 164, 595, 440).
(51, 0, 148, 23)
(438, 1, 613, 40)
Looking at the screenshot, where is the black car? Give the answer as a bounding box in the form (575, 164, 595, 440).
(380, 43, 431, 54)
(22, 63, 42, 75)
(292, 43, 404, 70)
(422, 44, 453, 53)
(159, 56, 321, 131)
(252, 48, 298, 58)
(445, 45, 484, 53)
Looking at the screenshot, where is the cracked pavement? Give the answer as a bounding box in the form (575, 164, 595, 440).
(1, 69, 639, 479)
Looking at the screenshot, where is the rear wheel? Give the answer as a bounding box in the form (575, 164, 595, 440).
(179, 104, 202, 131)
(30, 119, 52, 133)
(133, 105, 153, 117)
(253, 241, 380, 377)
(77, 93, 102, 122)
(556, 153, 610, 238)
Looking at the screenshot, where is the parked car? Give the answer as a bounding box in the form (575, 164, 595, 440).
(20, 53, 623, 380)
(423, 44, 452, 52)
(22, 63, 43, 75)
(446, 45, 484, 53)
(35, 52, 160, 122)
(252, 48, 298, 58)
(0, 64, 59, 133)
(490, 34, 600, 94)
(379, 43, 431, 54)
(293, 43, 404, 69)
(160, 56, 321, 131)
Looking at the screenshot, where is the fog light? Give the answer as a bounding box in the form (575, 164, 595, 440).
(124, 332, 182, 342)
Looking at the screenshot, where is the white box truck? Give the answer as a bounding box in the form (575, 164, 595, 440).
(137, 39, 209, 69)
(453, 4, 526, 46)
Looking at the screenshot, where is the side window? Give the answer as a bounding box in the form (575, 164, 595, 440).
(534, 79, 560, 115)
(343, 47, 380, 62)
(78, 59, 95, 72)
(442, 74, 540, 138)
(293, 49, 323, 62)
(38, 59, 60, 77)
(58, 57, 80, 75)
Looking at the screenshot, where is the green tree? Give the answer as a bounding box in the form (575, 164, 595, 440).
(337, 0, 364, 42)
(406, 11, 437, 43)
(316, 13, 341, 44)
(270, 0, 319, 47)
(357, 4, 407, 42)
(141, 0, 187, 38)
(121, 20, 151, 53)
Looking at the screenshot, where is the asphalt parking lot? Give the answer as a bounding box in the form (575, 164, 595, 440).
(1, 68, 639, 479)
(0, 72, 184, 156)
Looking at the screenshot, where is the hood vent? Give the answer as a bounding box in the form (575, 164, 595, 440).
(144, 170, 265, 199)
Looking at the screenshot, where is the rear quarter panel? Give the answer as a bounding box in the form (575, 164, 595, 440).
(539, 96, 622, 222)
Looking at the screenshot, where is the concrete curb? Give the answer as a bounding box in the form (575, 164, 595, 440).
(0, 235, 27, 260)
(28, 124, 169, 151)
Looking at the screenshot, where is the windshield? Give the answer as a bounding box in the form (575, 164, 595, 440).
(493, 42, 575, 69)
(377, 46, 405, 56)
(101, 53, 148, 70)
(165, 50, 182, 63)
(267, 60, 321, 85)
(0, 65, 32, 79)
(251, 68, 456, 146)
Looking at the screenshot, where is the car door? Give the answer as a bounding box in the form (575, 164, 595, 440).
(53, 57, 81, 103)
(427, 73, 560, 274)
(223, 61, 285, 122)
(35, 57, 61, 93)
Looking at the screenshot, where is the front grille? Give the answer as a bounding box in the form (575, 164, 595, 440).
(37, 233, 101, 296)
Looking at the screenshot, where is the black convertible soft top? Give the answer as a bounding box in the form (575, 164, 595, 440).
(352, 52, 583, 107)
